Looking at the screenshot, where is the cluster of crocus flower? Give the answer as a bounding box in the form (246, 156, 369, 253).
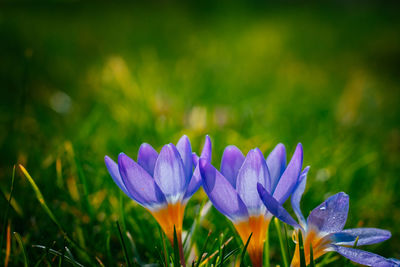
(105, 135, 211, 265)
(257, 187, 395, 266)
(199, 143, 308, 267)
(105, 135, 398, 267)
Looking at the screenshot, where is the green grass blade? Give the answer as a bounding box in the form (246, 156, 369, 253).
(116, 221, 131, 267)
(19, 164, 93, 263)
(159, 227, 169, 267)
(73, 152, 94, 219)
(183, 220, 195, 260)
(1, 165, 16, 257)
(183, 201, 207, 259)
(33, 252, 47, 267)
(319, 252, 340, 265)
(119, 191, 127, 231)
(19, 165, 64, 233)
(64, 246, 78, 267)
(283, 223, 292, 260)
(239, 232, 252, 267)
(344, 235, 360, 265)
(183, 204, 200, 249)
(309, 243, 315, 267)
(32, 245, 84, 267)
(200, 236, 233, 266)
(173, 226, 180, 267)
(216, 233, 225, 267)
(274, 218, 289, 267)
(156, 245, 165, 267)
(13, 232, 28, 267)
(298, 230, 306, 267)
(59, 239, 65, 267)
(194, 230, 211, 267)
(221, 247, 239, 265)
(207, 236, 220, 263)
(126, 231, 142, 265)
(353, 236, 360, 248)
(95, 256, 106, 267)
(218, 245, 226, 267)
(263, 222, 270, 267)
(19, 165, 94, 261)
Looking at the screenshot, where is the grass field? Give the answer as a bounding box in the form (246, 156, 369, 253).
(1, 2, 400, 266)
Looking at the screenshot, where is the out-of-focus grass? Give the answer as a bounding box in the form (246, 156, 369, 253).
(1, 1, 400, 266)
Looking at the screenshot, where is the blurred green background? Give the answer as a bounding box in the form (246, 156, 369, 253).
(1, 1, 400, 266)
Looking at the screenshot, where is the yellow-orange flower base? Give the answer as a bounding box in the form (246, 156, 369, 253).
(234, 215, 271, 267)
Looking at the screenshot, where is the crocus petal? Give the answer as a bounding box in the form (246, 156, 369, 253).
(220, 145, 245, 188)
(105, 156, 132, 198)
(237, 148, 270, 214)
(331, 232, 358, 244)
(183, 153, 202, 201)
(266, 143, 286, 191)
(291, 166, 310, 227)
(183, 135, 212, 201)
(257, 183, 301, 229)
(176, 135, 193, 182)
(200, 159, 248, 222)
(307, 192, 349, 234)
(183, 168, 202, 201)
(200, 135, 212, 162)
(331, 245, 394, 267)
(273, 143, 303, 204)
(382, 258, 400, 267)
(153, 144, 186, 202)
(137, 143, 158, 176)
(334, 228, 391, 246)
(118, 153, 166, 207)
(192, 153, 199, 165)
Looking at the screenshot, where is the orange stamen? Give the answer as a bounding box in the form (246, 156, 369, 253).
(234, 216, 271, 267)
(291, 229, 331, 267)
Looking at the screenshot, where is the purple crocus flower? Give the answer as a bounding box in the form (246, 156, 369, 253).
(104, 135, 211, 255)
(199, 143, 307, 267)
(257, 184, 393, 267)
